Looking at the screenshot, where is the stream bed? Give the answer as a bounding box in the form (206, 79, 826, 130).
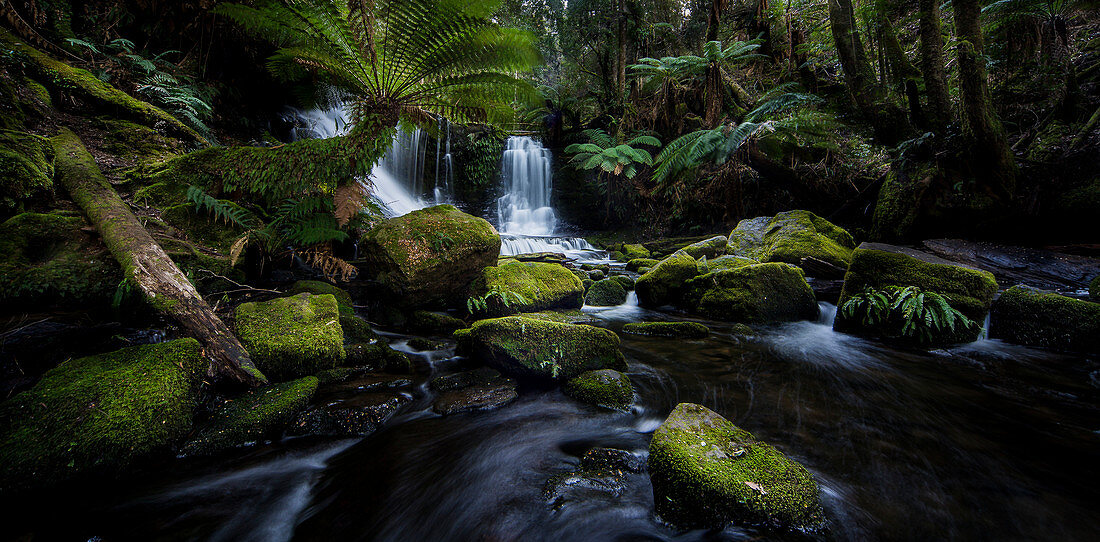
(8, 303, 1099, 541)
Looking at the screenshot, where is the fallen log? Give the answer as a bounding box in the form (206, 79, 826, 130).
(52, 128, 267, 388)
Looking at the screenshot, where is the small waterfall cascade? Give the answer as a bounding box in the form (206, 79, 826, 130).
(495, 136, 603, 259)
(434, 118, 454, 204)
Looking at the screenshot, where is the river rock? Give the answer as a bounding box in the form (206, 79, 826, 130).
(700, 254, 757, 273)
(626, 258, 659, 272)
(359, 204, 500, 306)
(727, 210, 856, 275)
(288, 280, 355, 316)
(431, 367, 518, 415)
(181, 376, 319, 456)
(621, 243, 651, 259)
(236, 293, 346, 381)
(466, 316, 626, 382)
(345, 342, 410, 373)
(648, 403, 826, 533)
(407, 310, 468, 334)
(289, 374, 413, 437)
(0, 339, 204, 490)
(622, 321, 710, 338)
(340, 314, 382, 344)
(990, 285, 1100, 353)
(610, 275, 635, 290)
(921, 238, 1100, 295)
(680, 235, 728, 259)
(563, 369, 633, 410)
(635, 251, 701, 307)
(686, 263, 819, 323)
(467, 260, 584, 317)
(585, 278, 627, 306)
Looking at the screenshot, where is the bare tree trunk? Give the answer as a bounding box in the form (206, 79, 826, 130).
(52, 129, 268, 388)
(918, 0, 952, 128)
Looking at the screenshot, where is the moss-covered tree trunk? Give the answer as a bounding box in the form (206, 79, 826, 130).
(828, 0, 880, 120)
(918, 0, 952, 129)
(704, 0, 729, 126)
(52, 129, 268, 388)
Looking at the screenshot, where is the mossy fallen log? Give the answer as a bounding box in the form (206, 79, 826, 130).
(52, 128, 267, 387)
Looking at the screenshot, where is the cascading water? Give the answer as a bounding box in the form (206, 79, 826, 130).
(495, 136, 603, 259)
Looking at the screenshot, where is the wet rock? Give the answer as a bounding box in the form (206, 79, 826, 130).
(543, 468, 628, 509)
(648, 403, 826, 533)
(236, 293, 345, 381)
(687, 263, 819, 323)
(610, 275, 635, 290)
(433, 380, 518, 415)
(727, 210, 856, 274)
(635, 251, 701, 307)
(585, 278, 627, 306)
(466, 316, 626, 382)
(344, 343, 410, 373)
(407, 337, 446, 351)
(680, 235, 728, 259)
(563, 369, 633, 410)
(290, 374, 413, 437)
(467, 260, 584, 317)
(580, 447, 646, 474)
(990, 285, 1100, 353)
(921, 238, 1100, 296)
(430, 367, 505, 391)
(622, 321, 710, 338)
(340, 314, 381, 345)
(407, 310, 468, 334)
(585, 268, 606, 280)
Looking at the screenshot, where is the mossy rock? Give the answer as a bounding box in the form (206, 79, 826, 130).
(582, 278, 594, 292)
(648, 403, 826, 533)
(836, 243, 998, 324)
(990, 285, 1100, 353)
(609, 250, 626, 261)
(345, 343, 411, 373)
(610, 275, 635, 290)
(466, 316, 626, 382)
(0, 129, 54, 214)
(1091, 275, 1100, 301)
(871, 164, 934, 242)
(132, 181, 187, 209)
(702, 255, 758, 273)
(235, 293, 346, 381)
(161, 202, 247, 253)
(622, 321, 710, 338)
(626, 258, 659, 272)
(727, 210, 856, 272)
(180, 377, 319, 457)
(408, 310, 468, 333)
(621, 243, 650, 259)
(0, 212, 122, 312)
(586, 278, 627, 307)
(289, 280, 354, 316)
(635, 251, 701, 308)
(686, 263, 818, 323)
(680, 235, 728, 259)
(360, 204, 500, 306)
(93, 117, 182, 165)
(340, 314, 381, 344)
(0, 339, 205, 491)
(563, 369, 633, 410)
(468, 260, 584, 317)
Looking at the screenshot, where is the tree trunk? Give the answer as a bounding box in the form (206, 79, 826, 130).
(918, 0, 952, 128)
(52, 129, 268, 388)
(828, 0, 880, 120)
(954, 0, 1016, 196)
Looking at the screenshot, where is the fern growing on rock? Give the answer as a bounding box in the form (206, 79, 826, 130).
(840, 285, 977, 345)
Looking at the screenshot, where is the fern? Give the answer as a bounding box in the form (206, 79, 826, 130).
(843, 285, 975, 344)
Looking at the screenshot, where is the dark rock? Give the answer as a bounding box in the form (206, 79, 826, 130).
(433, 382, 518, 415)
(622, 321, 710, 338)
(580, 447, 646, 474)
(990, 285, 1100, 353)
(922, 238, 1100, 296)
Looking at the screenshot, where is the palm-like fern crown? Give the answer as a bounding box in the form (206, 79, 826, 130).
(218, 0, 541, 129)
(628, 39, 764, 92)
(564, 129, 662, 179)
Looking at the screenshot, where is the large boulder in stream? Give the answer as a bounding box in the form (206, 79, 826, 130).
(181, 376, 319, 456)
(635, 251, 701, 308)
(686, 263, 819, 323)
(467, 260, 584, 316)
(727, 210, 856, 276)
(679, 235, 728, 259)
(465, 316, 626, 382)
(585, 278, 627, 306)
(235, 293, 346, 381)
(563, 369, 633, 410)
(0, 339, 204, 491)
(359, 204, 500, 306)
(990, 285, 1100, 353)
(648, 403, 826, 533)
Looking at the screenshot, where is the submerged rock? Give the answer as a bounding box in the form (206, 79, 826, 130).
(585, 278, 627, 306)
(680, 235, 728, 259)
(687, 263, 818, 323)
(0, 339, 204, 490)
(635, 251, 701, 308)
(468, 260, 584, 316)
(648, 403, 826, 533)
(359, 204, 500, 306)
(622, 321, 710, 338)
(235, 293, 346, 381)
(727, 210, 856, 275)
(990, 285, 1100, 353)
(563, 369, 633, 410)
(466, 316, 626, 382)
(431, 367, 519, 415)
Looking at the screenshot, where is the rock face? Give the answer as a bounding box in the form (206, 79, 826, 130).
(563, 369, 633, 410)
(727, 210, 856, 274)
(181, 376, 319, 456)
(585, 278, 627, 306)
(0, 339, 204, 490)
(359, 204, 500, 306)
(648, 403, 826, 533)
(235, 293, 346, 381)
(990, 285, 1100, 353)
(680, 235, 728, 259)
(468, 260, 584, 316)
(466, 316, 627, 382)
(622, 321, 710, 338)
(635, 251, 701, 307)
(687, 263, 819, 323)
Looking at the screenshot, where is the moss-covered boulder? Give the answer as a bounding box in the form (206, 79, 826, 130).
(635, 251, 701, 308)
(408, 310, 468, 333)
(0, 212, 122, 312)
(345, 343, 410, 373)
(289, 280, 354, 316)
(0, 339, 204, 491)
(626, 258, 660, 272)
(180, 377, 319, 457)
(586, 278, 627, 306)
(727, 210, 856, 273)
(702, 255, 758, 273)
(0, 130, 54, 214)
(466, 316, 626, 382)
(359, 204, 500, 306)
(563, 369, 633, 410)
(680, 235, 728, 259)
(648, 403, 826, 533)
(235, 293, 346, 381)
(340, 314, 381, 344)
(468, 260, 584, 316)
(687, 263, 818, 323)
(622, 321, 710, 338)
(610, 275, 635, 290)
(621, 243, 651, 259)
(990, 285, 1100, 353)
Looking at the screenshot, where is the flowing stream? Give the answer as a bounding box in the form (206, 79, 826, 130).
(13, 301, 1099, 541)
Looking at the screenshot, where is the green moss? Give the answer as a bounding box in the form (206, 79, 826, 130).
(621, 243, 651, 259)
(0, 339, 204, 490)
(610, 275, 635, 290)
(0, 211, 122, 311)
(235, 293, 346, 381)
(467, 316, 627, 382)
(340, 314, 381, 344)
(408, 310, 468, 333)
(181, 377, 318, 457)
(0, 129, 54, 214)
(990, 285, 1100, 353)
(687, 263, 818, 323)
(469, 260, 584, 316)
(648, 403, 826, 533)
(94, 117, 182, 165)
(132, 181, 186, 209)
(161, 202, 247, 253)
(702, 255, 758, 273)
(635, 251, 701, 308)
(626, 258, 660, 272)
(727, 210, 856, 270)
(871, 165, 934, 242)
(622, 321, 710, 338)
(730, 323, 754, 336)
(1091, 275, 1099, 301)
(586, 278, 627, 306)
(680, 235, 728, 259)
(563, 369, 633, 410)
(289, 280, 354, 316)
(517, 310, 599, 324)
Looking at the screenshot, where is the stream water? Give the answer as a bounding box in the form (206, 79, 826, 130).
(11, 301, 1098, 541)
